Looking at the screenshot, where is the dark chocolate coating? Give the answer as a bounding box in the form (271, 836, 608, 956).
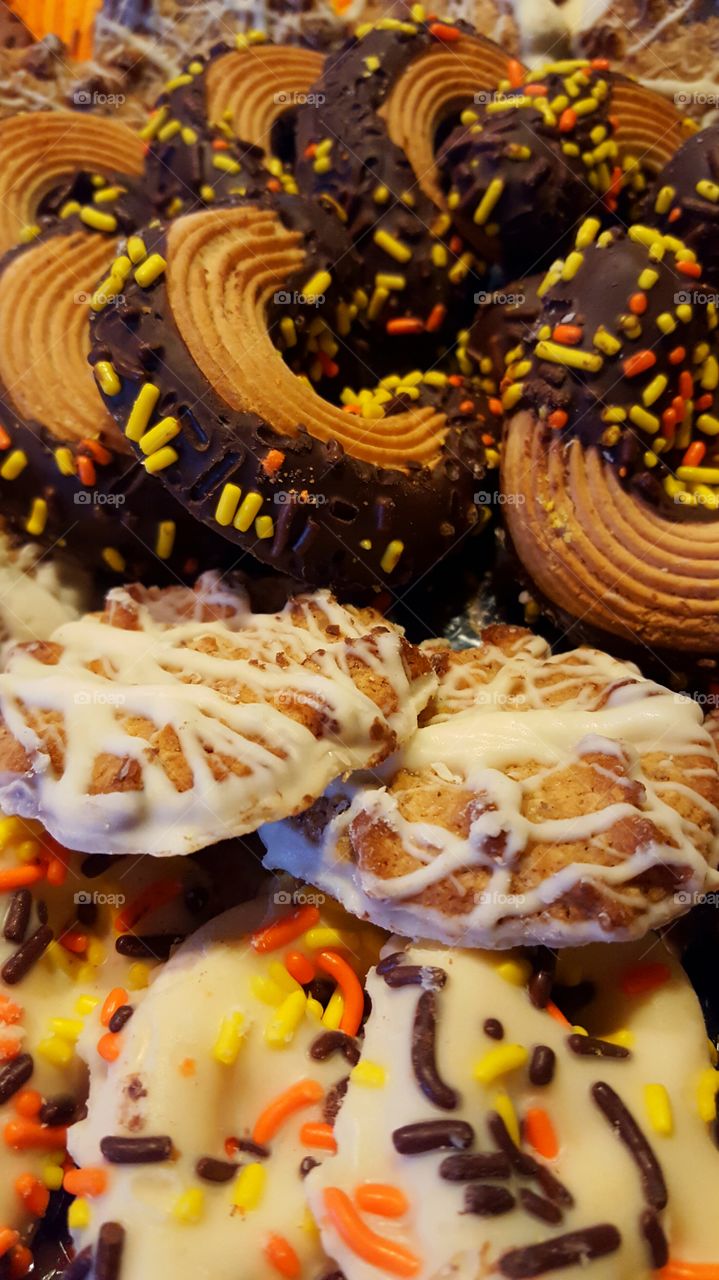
(37, 168, 153, 238)
(468, 275, 543, 377)
(90, 195, 490, 593)
(645, 125, 719, 287)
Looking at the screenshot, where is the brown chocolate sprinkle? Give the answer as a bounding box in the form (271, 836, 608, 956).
(196, 1156, 237, 1184)
(567, 1034, 631, 1060)
(640, 1208, 669, 1269)
(234, 1138, 270, 1159)
(463, 1184, 515, 1216)
(393, 1120, 474, 1155)
(323, 1076, 348, 1125)
(309, 1031, 360, 1066)
(108, 1004, 134, 1034)
(0, 1052, 33, 1104)
(592, 1081, 667, 1210)
(61, 1248, 93, 1280)
(40, 1094, 81, 1126)
(382, 964, 448, 991)
(3, 888, 31, 942)
(300, 1156, 320, 1178)
(100, 1135, 173, 1164)
(2, 923, 52, 984)
(439, 1152, 512, 1182)
(483, 1018, 504, 1040)
(488, 1114, 573, 1206)
(115, 933, 185, 960)
(518, 1188, 564, 1226)
(375, 952, 404, 975)
(412, 990, 459, 1112)
(529, 1045, 556, 1087)
(528, 970, 554, 1010)
(95, 1222, 125, 1280)
(498, 1224, 622, 1277)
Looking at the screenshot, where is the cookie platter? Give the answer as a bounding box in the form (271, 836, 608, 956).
(0, 2, 718, 1279)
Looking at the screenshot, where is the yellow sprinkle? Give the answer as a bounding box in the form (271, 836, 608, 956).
(656, 312, 677, 335)
(144, 446, 178, 474)
(495, 958, 532, 987)
(697, 179, 719, 204)
(50, 1017, 83, 1042)
(492, 1089, 520, 1145)
(306, 997, 324, 1021)
(232, 1163, 266, 1211)
(380, 539, 404, 573)
(474, 1044, 528, 1086)
(37, 1036, 74, 1067)
(94, 360, 121, 397)
(373, 228, 412, 264)
(367, 286, 389, 321)
(575, 217, 601, 249)
(629, 405, 660, 434)
(215, 482, 242, 527)
(139, 107, 168, 141)
(42, 1164, 65, 1191)
(125, 384, 161, 442)
(502, 383, 524, 412)
(593, 327, 621, 356)
(642, 374, 668, 407)
(664, 476, 686, 498)
(280, 316, 297, 348)
(375, 273, 406, 290)
(155, 520, 176, 560)
(697, 413, 719, 436)
(0, 450, 28, 481)
(350, 1061, 387, 1088)
(128, 963, 151, 991)
(127, 235, 147, 264)
(255, 515, 274, 540)
(702, 355, 719, 391)
(234, 491, 263, 533)
(112, 255, 132, 281)
(322, 989, 344, 1031)
(602, 1029, 635, 1049)
(75, 994, 100, 1016)
(102, 548, 126, 573)
(535, 340, 602, 372)
(213, 153, 241, 175)
(135, 253, 168, 288)
(59, 201, 82, 219)
(448, 252, 473, 285)
(79, 207, 118, 233)
(173, 1187, 205, 1224)
(561, 251, 584, 281)
(164, 72, 194, 93)
(265, 990, 307, 1048)
(251, 976, 285, 1007)
(644, 1084, 673, 1136)
(68, 1198, 91, 1230)
(373, 185, 390, 206)
(697, 1069, 719, 1123)
(676, 304, 693, 324)
(638, 268, 659, 291)
(157, 119, 181, 143)
(93, 185, 125, 205)
(677, 466, 719, 485)
(313, 156, 331, 175)
(19, 223, 41, 243)
(213, 1012, 245, 1065)
(473, 178, 505, 227)
(302, 270, 332, 301)
(25, 498, 47, 538)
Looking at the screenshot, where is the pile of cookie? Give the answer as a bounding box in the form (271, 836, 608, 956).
(0, 2, 717, 1279)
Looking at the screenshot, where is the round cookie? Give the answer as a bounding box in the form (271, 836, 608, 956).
(306, 936, 719, 1279)
(646, 125, 719, 288)
(89, 197, 491, 592)
(261, 624, 719, 947)
(65, 892, 385, 1280)
(497, 219, 719, 652)
(0, 572, 435, 857)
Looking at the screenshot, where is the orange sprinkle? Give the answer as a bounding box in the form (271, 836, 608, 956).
(591, 57, 610, 69)
(97, 1033, 122, 1063)
(63, 1167, 108, 1198)
(559, 107, 577, 133)
(386, 318, 424, 336)
(506, 58, 525, 89)
(323, 1188, 420, 1277)
(262, 449, 286, 476)
(0, 866, 44, 893)
(459, 399, 475, 414)
(9, 1244, 32, 1279)
(179, 1058, 196, 1077)
(680, 370, 694, 399)
(14, 1173, 49, 1218)
(300, 1122, 337, 1152)
(552, 324, 583, 346)
(13, 1091, 42, 1119)
(3, 1120, 67, 1151)
(76, 455, 96, 487)
(545, 1001, 571, 1029)
(448, 236, 463, 256)
(285, 950, 316, 986)
(212, 138, 230, 151)
(696, 394, 714, 412)
(481, 432, 495, 446)
(672, 396, 687, 421)
(267, 178, 282, 193)
(623, 350, 656, 378)
(355, 1184, 410, 1218)
(548, 409, 568, 430)
(0, 426, 10, 450)
(304, 143, 318, 159)
(428, 20, 460, 40)
(115, 879, 182, 934)
(524, 1108, 559, 1160)
(59, 929, 88, 956)
(488, 397, 504, 417)
(669, 346, 687, 365)
(79, 439, 112, 466)
(318, 351, 339, 378)
(524, 83, 548, 97)
(252, 905, 320, 954)
(425, 303, 447, 333)
(316, 951, 364, 1037)
(447, 374, 463, 387)
(0, 1040, 21, 1062)
(620, 962, 671, 997)
(101, 988, 128, 1028)
(629, 292, 647, 316)
(0, 1232, 19, 1262)
(0, 999, 23, 1027)
(44, 850, 68, 887)
(660, 1267, 719, 1279)
(264, 1235, 301, 1279)
(677, 260, 702, 279)
(253, 1079, 324, 1146)
(682, 441, 707, 468)
(668, 207, 682, 224)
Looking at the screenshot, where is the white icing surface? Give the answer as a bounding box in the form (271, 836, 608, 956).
(0, 574, 435, 857)
(0, 530, 91, 648)
(261, 637, 719, 946)
(307, 938, 719, 1280)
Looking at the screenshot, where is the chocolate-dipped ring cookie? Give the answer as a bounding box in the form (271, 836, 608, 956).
(204, 36, 325, 150)
(0, 220, 232, 581)
(646, 124, 719, 288)
(0, 112, 144, 255)
(90, 200, 490, 591)
(497, 220, 719, 651)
